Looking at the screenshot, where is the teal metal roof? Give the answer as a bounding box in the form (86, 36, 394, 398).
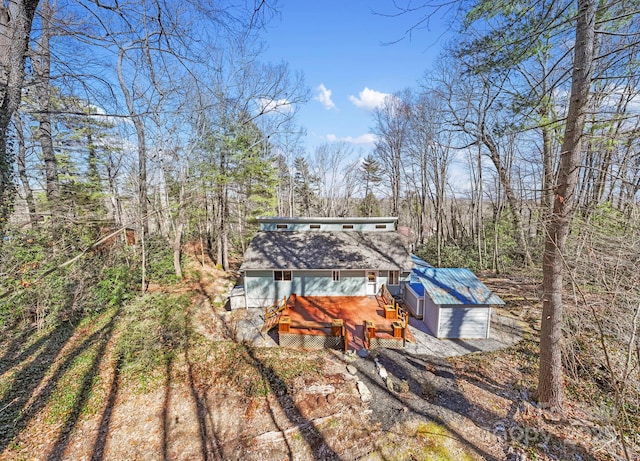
(411, 254, 434, 268)
(412, 268, 505, 306)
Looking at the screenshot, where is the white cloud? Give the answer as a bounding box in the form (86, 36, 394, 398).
(326, 133, 377, 145)
(349, 87, 390, 111)
(257, 97, 294, 114)
(314, 84, 336, 110)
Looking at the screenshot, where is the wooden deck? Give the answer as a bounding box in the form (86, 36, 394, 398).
(276, 295, 414, 350)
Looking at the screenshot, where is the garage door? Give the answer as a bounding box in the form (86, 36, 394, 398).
(438, 306, 490, 339)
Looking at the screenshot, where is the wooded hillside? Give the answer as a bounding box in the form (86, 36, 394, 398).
(1, 0, 639, 459)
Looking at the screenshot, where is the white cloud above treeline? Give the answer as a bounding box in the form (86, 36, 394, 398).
(257, 97, 294, 114)
(349, 87, 390, 111)
(326, 133, 377, 145)
(314, 83, 336, 110)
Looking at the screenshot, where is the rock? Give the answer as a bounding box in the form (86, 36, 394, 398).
(357, 380, 372, 402)
(357, 348, 369, 358)
(346, 364, 358, 375)
(386, 376, 394, 392)
(303, 384, 335, 394)
(343, 351, 357, 363)
(326, 394, 336, 405)
(378, 366, 388, 380)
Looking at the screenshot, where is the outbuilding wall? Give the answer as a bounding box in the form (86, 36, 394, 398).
(438, 305, 491, 339)
(420, 294, 491, 338)
(404, 284, 424, 319)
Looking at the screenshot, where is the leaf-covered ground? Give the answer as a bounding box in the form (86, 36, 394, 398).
(0, 265, 630, 460)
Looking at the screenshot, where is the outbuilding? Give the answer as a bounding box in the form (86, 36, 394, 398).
(404, 267, 504, 339)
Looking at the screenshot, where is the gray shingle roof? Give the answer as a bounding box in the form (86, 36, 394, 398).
(240, 231, 412, 271)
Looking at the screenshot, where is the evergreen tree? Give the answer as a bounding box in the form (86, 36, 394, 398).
(360, 154, 383, 217)
(293, 156, 318, 217)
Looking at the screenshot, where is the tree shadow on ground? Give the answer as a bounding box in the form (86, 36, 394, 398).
(90, 352, 122, 461)
(46, 308, 120, 460)
(358, 347, 598, 461)
(243, 346, 343, 460)
(183, 303, 226, 460)
(0, 321, 77, 454)
(0, 325, 62, 377)
(195, 283, 339, 457)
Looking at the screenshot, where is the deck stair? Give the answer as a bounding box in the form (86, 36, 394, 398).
(379, 285, 408, 328)
(262, 296, 288, 332)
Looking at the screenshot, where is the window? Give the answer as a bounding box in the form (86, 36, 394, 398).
(342, 224, 354, 229)
(375, 224, 387, 229)
(389, 270, 399, 285)
(276, 224, 288, 229)
(310, 224, 321, 229)
(274, 270, 292, 281)
(332, 270, 340, 282)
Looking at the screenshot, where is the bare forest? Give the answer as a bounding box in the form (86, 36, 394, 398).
(1, 0, 640, 459)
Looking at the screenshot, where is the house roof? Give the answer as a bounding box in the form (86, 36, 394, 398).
(411, 267, 505, 306)
(411, 254, 434, 268)
(240, 231, 413, 271)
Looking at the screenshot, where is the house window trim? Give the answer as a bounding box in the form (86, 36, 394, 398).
(332, 270, 340, 282)
(389, 270, 400, 286)
(273, 270, 292, 281)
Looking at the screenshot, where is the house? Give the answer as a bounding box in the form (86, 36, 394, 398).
(239, 217, 413, 308)
(404, 267, 504, 339)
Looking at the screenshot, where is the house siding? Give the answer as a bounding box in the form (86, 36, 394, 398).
(244, 269, 368, 307)
(293, 270, 365, 296)
(258, 217, 397, 232)
(245, 270, 291, 308)
(260, 222, 393, 232)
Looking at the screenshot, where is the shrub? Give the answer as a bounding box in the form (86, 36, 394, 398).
(116, 293, 191, 385)
(146, 236, 180, 285)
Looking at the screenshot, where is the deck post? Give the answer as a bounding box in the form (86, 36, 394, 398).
(279, 315, 291, 333)
(365, 320, 376, 349)
(392, 321, 403, 338)
(384, 304, 397, 320)
(331, 318, 343, 336)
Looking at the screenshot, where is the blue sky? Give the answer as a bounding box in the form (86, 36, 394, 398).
(262, 1, 453, 154)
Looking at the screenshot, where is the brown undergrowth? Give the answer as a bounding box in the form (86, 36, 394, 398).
(0, 265, 631, 460)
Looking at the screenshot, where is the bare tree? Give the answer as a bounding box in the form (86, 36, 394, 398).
(32, 0, 59, 208)
(311, 142, 359, 217)
(12, 113, 37, 227)
(0, 0, 40, 237)
(372, 91, 412, 217)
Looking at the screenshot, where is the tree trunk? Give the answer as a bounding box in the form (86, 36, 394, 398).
(117, 47, 148, 291)
(538, 0, 595, 414)
(481, 129, 533, 267)
(0, 0, 40, 238)
(14, 112, 37, 227)
(106, 153, 123, 226)
(33, 1, 58, 207)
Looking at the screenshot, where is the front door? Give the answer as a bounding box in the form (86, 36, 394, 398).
(366, 271, 377, 295)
